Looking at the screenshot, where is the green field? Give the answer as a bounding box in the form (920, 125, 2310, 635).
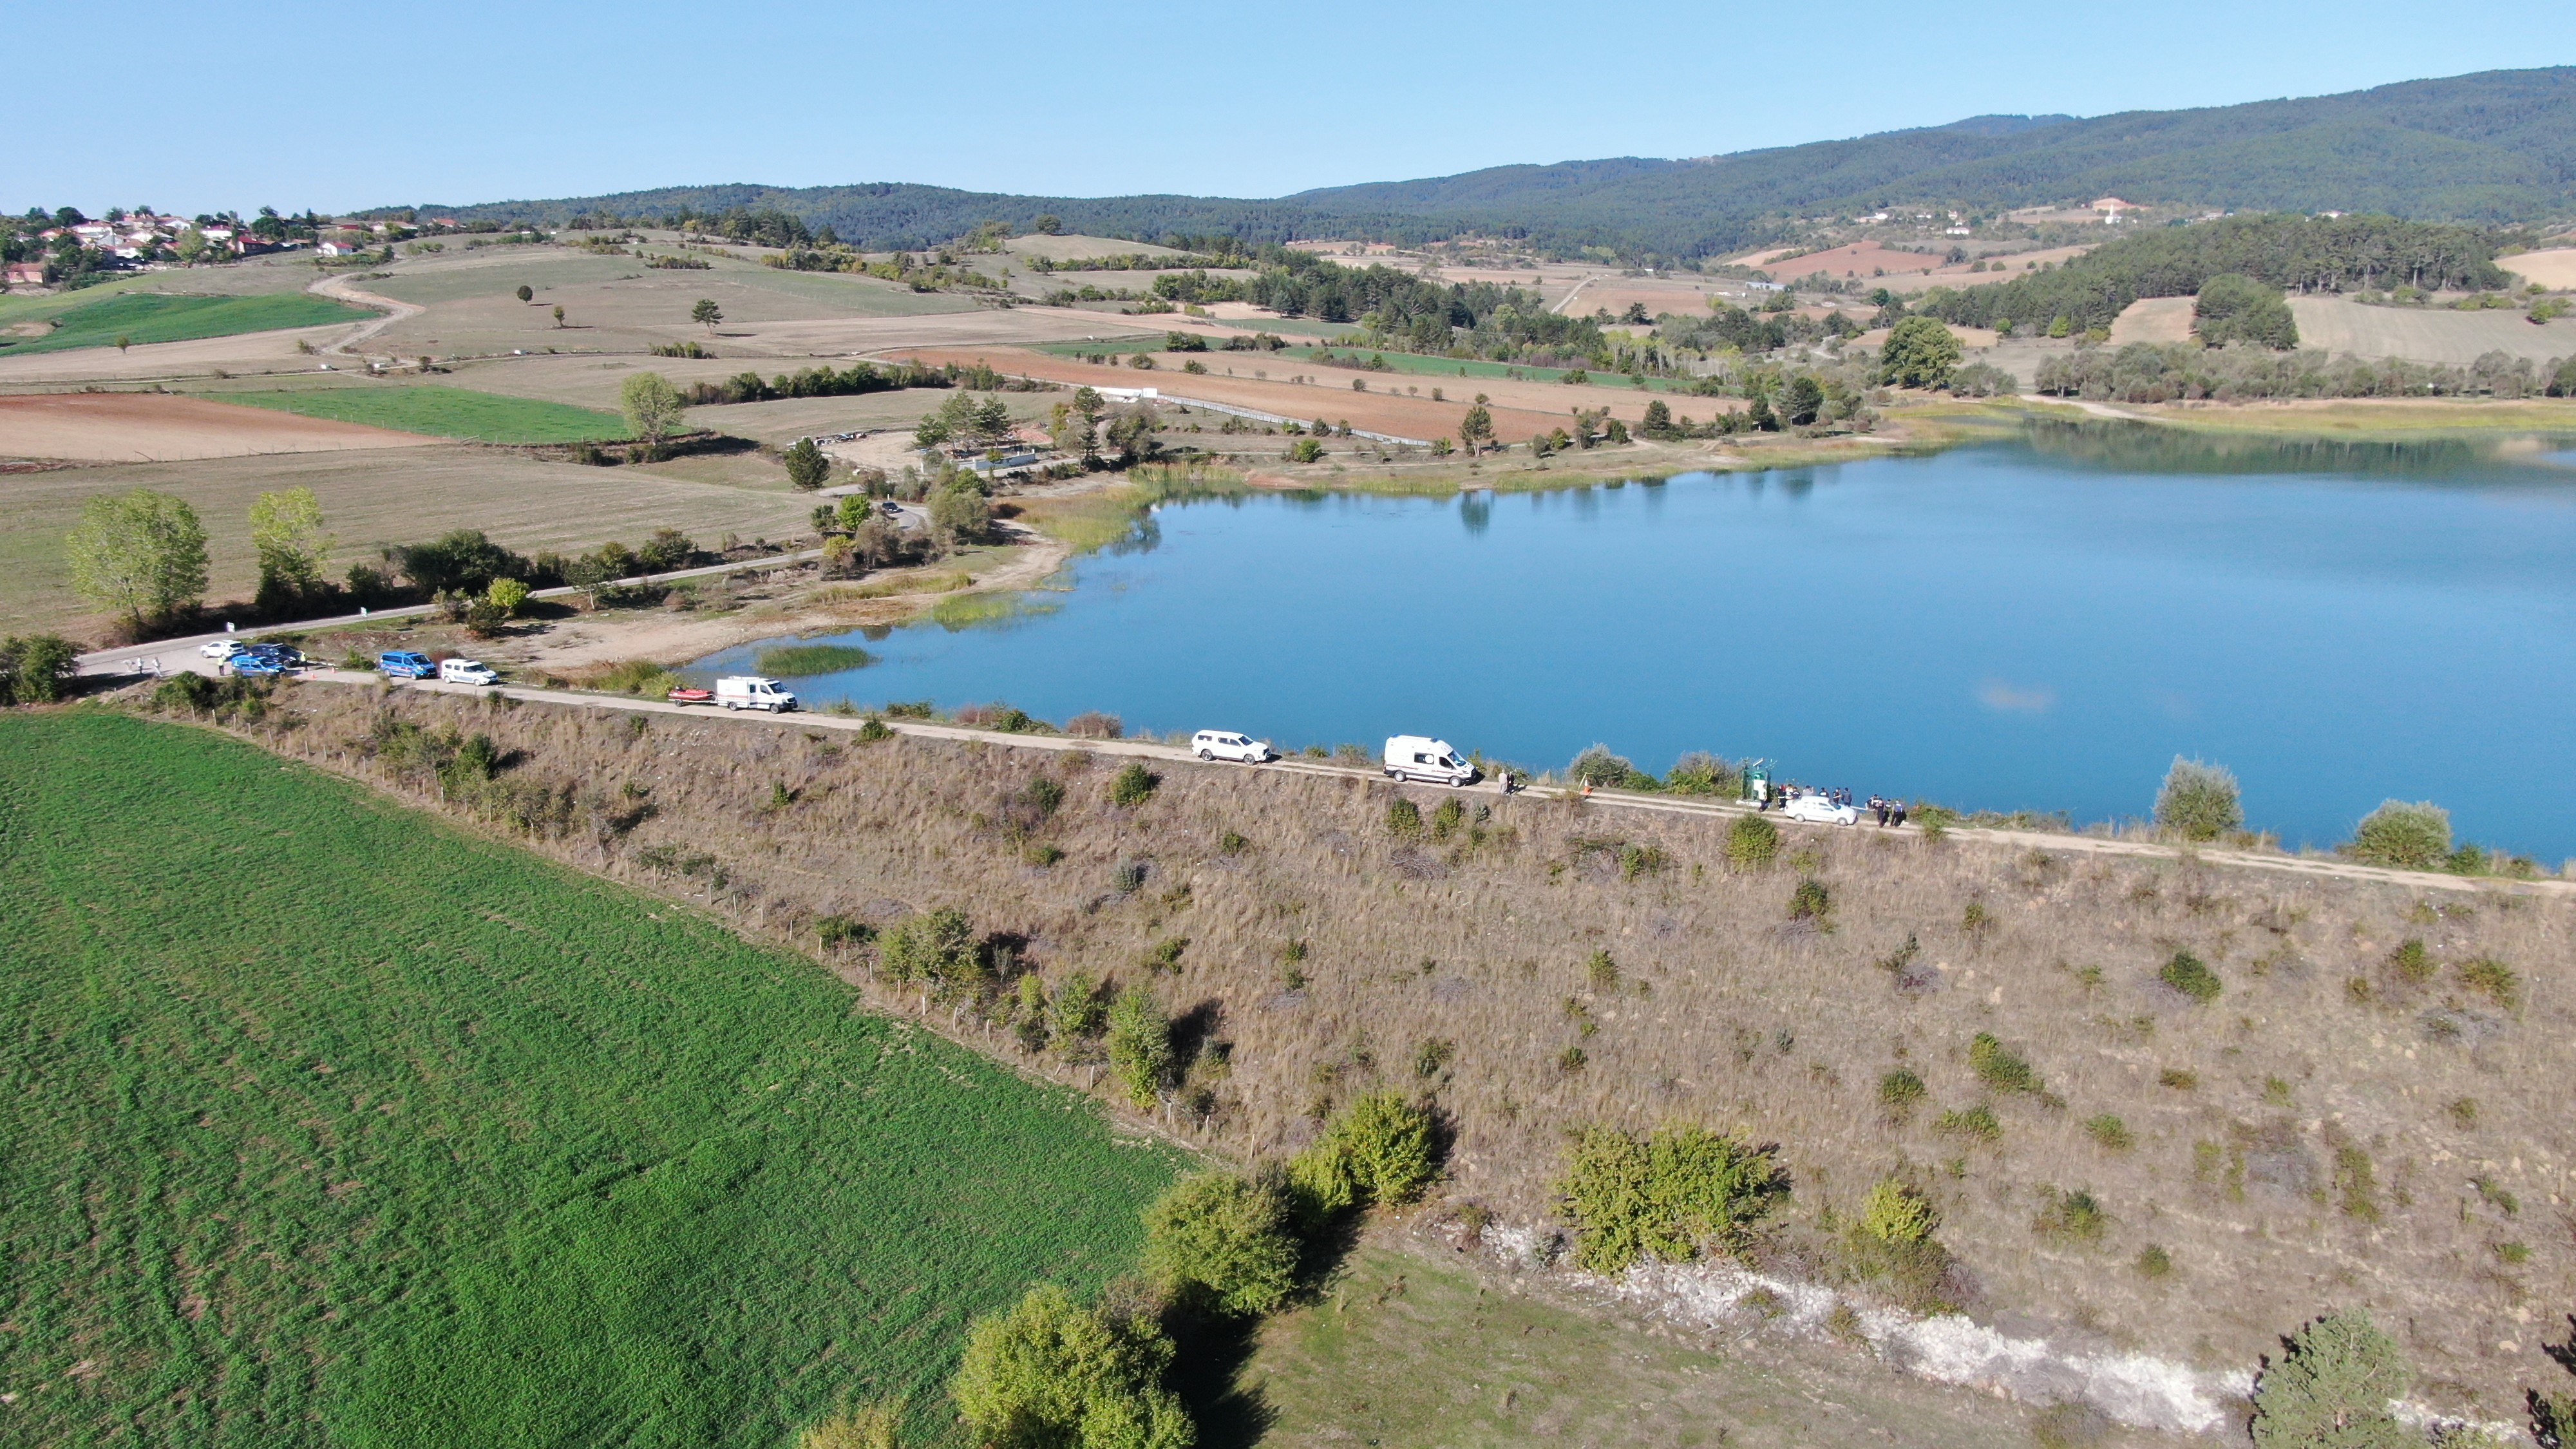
(218, 384, 634, 442)
(0, 291, 375, 355)
(0, 710, 1182, 1447)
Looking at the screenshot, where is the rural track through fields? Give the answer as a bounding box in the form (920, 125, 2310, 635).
(307, 272, 422, 355)
(274, 672, 2571, 902)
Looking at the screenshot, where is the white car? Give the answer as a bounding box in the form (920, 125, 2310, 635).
(439, 658, 500, 686)
(199, 638, 244, 660)
(1191, 730, 1274, 764)
(1781, 793, 1861, 826)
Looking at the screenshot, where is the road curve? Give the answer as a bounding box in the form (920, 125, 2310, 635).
(307, 272, 422, 356)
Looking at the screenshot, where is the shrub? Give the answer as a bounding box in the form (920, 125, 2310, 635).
(2136, 1244, 2174, 1280)
(1968, 1032, 2041, 1094)
(1934, 1104, 2002, 1142)
(1110, 761, 1159, 806)
(0, 634, 75, 706)
(1584, 950, 1619, 992)
(1142, 1171, 1301, 1316)
(1104, 987, 1174, 1107)
(1877, 1068, 1926, 1112)
(1066, 711, 1122, 739)
(1142, 937, 1187, 973)
(2160, 950, 2222, 1003)
(855, 717, 893, 743)
(2032, 1187, 2108, 1244)
(2458, 957, 2520, 1009)
(876, 908, 978, 985)
(1617, 842, 1670, 880)
(1858, 1179, 1937, 1245)
(950, 1284, 1193, 1449)
(1385, 797, 1422, 837)
(1568, 744, 1645, 790)
(1725, 813, 1779, 870)
(1050, 971, 1106, 1041)
(2334, 1146, 2380, 1222)
(2346, 800, 2451, 871)
(1412, 1038, 1454, 1077)
(2388, 937, 2433, 985)
(1430, 797, 1464, 838)
(2249, 1310, 2410, 1449)
(1787, 878, 1832, 923)
(1557, 1124, 1791, 1274)
(2157, 1068, 2198, 1091)
(2154, 757, 2243, 841)
(2084, 1114, 2134, 1151)
(1663, 752, 1738, 797)
(1289, 1092, 1437, 1216)
(1556, 1045, 1588, 1074)
(485, 576, 530, 617)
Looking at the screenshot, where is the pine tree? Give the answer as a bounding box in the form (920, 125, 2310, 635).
(2250, 1310, 2412, 1449)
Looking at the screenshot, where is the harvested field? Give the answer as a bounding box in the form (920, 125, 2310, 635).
(230, 683, 2576, 1427)
(2497, 247, 2576, 290)
(0, 390, 438, 462)
(2108, 296, 2197, 345)
(0, 324, 363, 385)
(2287, 296, 2575, 366)
(1752, 240, 1946, 278)
(891, 345, 1709, 442)
(1000, 232, 1193, 263)
(0, 446, 814, 638)
(0, 710, 1180, 1448)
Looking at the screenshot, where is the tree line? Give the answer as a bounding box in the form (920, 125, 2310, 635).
(1917, 213, 2513, 337)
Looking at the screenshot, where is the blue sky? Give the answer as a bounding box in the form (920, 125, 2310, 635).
(17, 1, 2568, 216)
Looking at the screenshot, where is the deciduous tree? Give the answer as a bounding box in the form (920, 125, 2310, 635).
(950, 1285, 1193, 1449)
(618, 371, 686, 450)
(248, 486, 332, 612)
(66, 489, 209, 629)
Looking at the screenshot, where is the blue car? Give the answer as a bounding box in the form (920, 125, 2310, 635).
(229, 647, 298, 677)
(379, 650, 436, 679)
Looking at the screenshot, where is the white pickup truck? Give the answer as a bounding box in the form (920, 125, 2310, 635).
(1191, 730, 1274, 763)
(716, 676, 798, 712)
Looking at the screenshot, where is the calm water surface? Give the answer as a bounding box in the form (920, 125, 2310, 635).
(695, 424, 2576, 858)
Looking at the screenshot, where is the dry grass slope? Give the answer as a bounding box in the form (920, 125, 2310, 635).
(220, 683, 2572, 1423)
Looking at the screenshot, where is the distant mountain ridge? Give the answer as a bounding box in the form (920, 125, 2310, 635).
(411, 67, 2576, 259)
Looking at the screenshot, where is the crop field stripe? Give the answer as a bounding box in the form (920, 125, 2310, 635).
(0, 291, 375, 355)
(0, 711, 1183, 1448)
(215, 384, 634, 443)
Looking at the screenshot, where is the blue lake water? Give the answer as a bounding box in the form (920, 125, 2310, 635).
(694, 424, 2576, 860)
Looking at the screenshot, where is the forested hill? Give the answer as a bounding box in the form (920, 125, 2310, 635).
(410, 67, 2576, 259)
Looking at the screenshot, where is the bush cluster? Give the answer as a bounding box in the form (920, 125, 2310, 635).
(1556, 1124, 1790, 1274)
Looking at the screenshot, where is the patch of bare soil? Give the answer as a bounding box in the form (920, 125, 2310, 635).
(0, 390, 438, 462)
(502, 534, 1068, 672)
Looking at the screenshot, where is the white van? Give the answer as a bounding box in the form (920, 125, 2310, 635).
(1383, 735, 1475, 786)
(716, 676, 799, 712)
(439, 658, 498, 685)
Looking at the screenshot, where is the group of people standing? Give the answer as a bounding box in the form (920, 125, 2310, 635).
(1866, 794, 1909, 828)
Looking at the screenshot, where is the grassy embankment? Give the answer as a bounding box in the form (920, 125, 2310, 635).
(217, 383, 632, 443)
(0, 291, 375, 355)
(0, 710, 1183, 1448)
(218, 682, 2573, 1423)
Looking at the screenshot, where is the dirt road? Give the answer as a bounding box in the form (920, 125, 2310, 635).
(308, 273, 421, 356)
(269, 672, 2568, 901)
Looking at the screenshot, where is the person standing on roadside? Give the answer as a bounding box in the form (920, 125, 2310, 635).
(1892, 800, 1909, 828)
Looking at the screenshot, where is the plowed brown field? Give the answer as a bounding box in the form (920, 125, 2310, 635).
(0, 391, 439, 462)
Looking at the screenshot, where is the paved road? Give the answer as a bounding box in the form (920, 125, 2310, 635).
(272, 672, 2568, 900)
(75, 550, 826, 678)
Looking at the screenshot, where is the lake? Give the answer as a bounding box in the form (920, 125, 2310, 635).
(692, 422, 2576, 861)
